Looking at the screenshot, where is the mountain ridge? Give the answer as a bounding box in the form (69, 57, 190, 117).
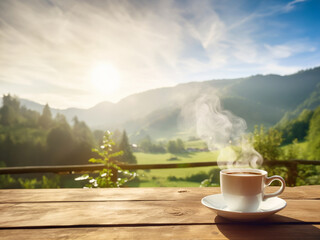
(5, 66, 320, 140)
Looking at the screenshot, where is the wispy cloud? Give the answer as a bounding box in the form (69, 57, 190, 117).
(283, 0, 307, 12)
(265, 42, 316, 59)
(0, 0, 318, 108)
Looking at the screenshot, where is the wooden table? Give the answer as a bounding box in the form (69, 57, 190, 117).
(0, 186, 319, 239)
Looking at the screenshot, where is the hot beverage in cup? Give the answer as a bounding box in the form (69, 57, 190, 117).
(220, 168, 285, 212)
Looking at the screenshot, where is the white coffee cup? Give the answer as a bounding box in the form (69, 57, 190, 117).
(220, 168, 285, 212)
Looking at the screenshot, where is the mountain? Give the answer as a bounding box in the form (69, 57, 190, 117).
(119, 67, 320, 139)
(9, 66, 320, 141)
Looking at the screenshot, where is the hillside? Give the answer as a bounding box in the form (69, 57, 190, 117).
(10, 66, 320, 141)
(121, 66, 320, 139)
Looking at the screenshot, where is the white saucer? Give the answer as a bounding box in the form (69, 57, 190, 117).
(201, 194, 286, 221)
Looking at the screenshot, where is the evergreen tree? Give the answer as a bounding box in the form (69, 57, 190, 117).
(20, 106, 40, 127)
(72, 116, 94, 145)
(112, 129, 123, 152)
(118, 131, 136, 164)
(2, 94, 20, 111)
(55, 113, 69, 128)
(0, 105, 15, 126)
(39, 104, 52, 129)
(0, 94, 20, 126)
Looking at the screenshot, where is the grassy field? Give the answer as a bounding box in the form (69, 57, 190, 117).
(134, 151, 218, 164)
(129, 141, 313, 187)
(128, 151, 219, 187)
(127, 140, 319, 187)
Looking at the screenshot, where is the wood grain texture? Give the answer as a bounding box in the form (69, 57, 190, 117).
(0, 199, 319, 228)
(1, 187, 319, 239)
(0, 186, 319, 203)
(0, 225, 320, 240)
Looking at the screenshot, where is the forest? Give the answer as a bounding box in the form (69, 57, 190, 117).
(0, 94, 136, 188)
(0, 94, 319, 188)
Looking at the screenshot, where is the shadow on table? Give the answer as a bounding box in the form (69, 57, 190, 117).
(214, 215, 320, 240)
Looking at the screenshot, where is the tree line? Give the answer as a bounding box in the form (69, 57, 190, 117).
(138, 136, 186, 154)
(1, 94, 319, 188)
(0, 94, 136, 168)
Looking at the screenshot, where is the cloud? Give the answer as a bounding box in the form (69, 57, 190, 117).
(283, 0, 307, 12)
(0, 0, 317, 108)
(265, 42, 316, 59)
(265, 44, 293, 58)
(0, 0, 185, 107)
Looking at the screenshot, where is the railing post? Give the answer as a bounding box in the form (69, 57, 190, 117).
(287, 161, 298, 187)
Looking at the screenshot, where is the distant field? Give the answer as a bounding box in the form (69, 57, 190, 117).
(129, 151, 219, 187)
(130, 141, 315, 187)
(134, 151, 218, 164)
(127, 167, 219, 187)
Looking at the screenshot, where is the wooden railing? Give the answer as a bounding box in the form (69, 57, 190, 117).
(1, 160, 319, 186)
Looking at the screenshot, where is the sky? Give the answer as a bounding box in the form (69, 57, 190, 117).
(0, 0, 320, 109)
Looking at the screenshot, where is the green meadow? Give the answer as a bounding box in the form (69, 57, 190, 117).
(129, 140, 319, 187)
(134, 151, 218, 164)
(128, 151, 220, 187)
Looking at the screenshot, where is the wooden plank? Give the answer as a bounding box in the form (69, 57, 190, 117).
(0, 162, 221, 174)
(0, 188, 208, 202)
(0, 186, 319, 203)
(0, 225, 319, 240)
(1, 160, 319, 174)
(0, 199, 319, 228)
(273, 185, 320, 199)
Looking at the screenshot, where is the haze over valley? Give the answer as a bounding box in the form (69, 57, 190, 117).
(8, 66, 320, 141)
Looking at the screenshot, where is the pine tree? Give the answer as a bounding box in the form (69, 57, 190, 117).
(118, 131, 136, 164)
(39, 104, 52, 129)
(72, 116, 94, 145)
(0, 94, 20, 126)
(0, 105, 15, 126)
(112, 129, 122, 152)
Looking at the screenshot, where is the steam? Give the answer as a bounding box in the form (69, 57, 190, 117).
(195, 96, 246, 150)
(180, 94, 263, 169)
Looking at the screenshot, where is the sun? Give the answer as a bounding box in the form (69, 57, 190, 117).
(90, 62, 120, 94)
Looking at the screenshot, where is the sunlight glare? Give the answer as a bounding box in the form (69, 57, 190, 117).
(90, 63, 120, 94)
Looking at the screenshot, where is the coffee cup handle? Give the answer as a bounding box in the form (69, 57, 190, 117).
(263, 175, 286, 201)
